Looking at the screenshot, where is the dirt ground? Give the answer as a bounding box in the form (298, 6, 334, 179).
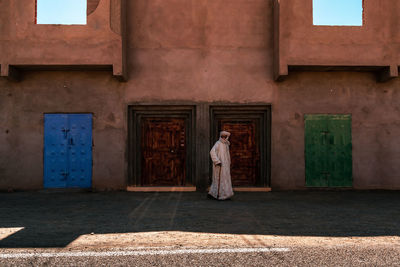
(0, 191, 400, 251)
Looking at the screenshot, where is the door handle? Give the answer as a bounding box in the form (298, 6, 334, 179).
(69, 138, 74, 146)
(61, 128, 70, 139)
(60, 171, 68, 181)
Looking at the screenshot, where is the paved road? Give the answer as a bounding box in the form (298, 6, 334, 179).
(1, 246, 400, 266)
(0, 191, 399, 266)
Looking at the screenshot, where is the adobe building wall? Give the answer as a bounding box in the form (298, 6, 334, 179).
(0, 0, 126, 80)
(274, 0, 400, 81)
(1, 0, 400, 190)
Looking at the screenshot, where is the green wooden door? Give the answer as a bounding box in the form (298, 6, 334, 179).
(305, 114, 352, 187)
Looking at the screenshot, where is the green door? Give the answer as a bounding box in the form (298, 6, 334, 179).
(305, 114, 352, 187)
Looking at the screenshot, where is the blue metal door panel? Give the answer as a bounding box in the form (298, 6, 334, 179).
(44, 114, 92, 189)
(67, 114, 92, 188)
(44, 114, 69, 188)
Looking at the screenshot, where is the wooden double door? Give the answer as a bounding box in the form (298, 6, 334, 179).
(217, 119, 261, 186)
(140, 118, 262, 187)
(132, 106, 269, 188)
(140, 117, 187, 186)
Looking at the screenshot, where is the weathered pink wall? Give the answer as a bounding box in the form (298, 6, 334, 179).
(1, 0, 400, 190)
(275, 0, 400, 81)
(0, 72, 126, 190)
(274, 72, 400, 189)
(0, 0, 125, 79)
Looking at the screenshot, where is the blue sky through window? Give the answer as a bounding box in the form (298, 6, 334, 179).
(313, 0, 363, 26)
(37, 0, 87, 25)
(36, 0, 362, 26)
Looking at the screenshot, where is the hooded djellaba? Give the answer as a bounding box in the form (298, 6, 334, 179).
(208, 131, 234, 200)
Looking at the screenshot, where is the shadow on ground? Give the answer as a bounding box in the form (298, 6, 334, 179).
(0, 191, 399, 248)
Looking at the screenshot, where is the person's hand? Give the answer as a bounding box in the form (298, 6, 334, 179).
(216, 163, 222, 166)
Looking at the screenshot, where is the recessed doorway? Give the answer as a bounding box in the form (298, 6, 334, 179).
(210, 105, 271, 187)
(128, 106, 195, 187)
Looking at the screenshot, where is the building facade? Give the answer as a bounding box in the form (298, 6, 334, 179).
(1, 0, 400, 191)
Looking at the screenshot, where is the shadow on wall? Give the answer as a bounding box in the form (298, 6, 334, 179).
(0, 191, 399, 248)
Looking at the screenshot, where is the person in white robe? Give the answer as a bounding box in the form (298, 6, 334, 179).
(208, 131, 234, 200)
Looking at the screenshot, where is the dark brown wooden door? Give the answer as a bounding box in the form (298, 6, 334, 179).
(141, 118, 186, 186)
(219, 120, 260, 186)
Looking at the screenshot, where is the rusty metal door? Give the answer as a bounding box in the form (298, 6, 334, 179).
(219, 119, 260, 186)
(141, 118, 186, 186)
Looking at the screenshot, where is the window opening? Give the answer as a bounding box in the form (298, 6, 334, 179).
(313, 0, 363, 26)
(36, 0, 87, 25)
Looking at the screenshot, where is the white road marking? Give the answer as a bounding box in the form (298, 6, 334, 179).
(0, 247, 290, 258)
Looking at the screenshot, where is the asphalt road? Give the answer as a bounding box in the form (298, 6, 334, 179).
(1, 246, 400, 266)
(0, 191, 399, 266)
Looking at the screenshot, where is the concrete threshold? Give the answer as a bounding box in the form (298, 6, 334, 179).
(204, 187, 271, 192)
(126, 186, 271, 192)
(233, 187, 271, 192)
(126, 186, 196, 192)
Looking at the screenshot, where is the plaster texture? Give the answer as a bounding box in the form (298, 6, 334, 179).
(1, 0, 400, 190)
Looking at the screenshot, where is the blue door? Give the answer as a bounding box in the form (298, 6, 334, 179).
(44, 114, 92, 188)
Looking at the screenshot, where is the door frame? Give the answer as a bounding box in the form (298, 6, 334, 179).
(128, 105, 196, 186)
(210, 105, 271, 187)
